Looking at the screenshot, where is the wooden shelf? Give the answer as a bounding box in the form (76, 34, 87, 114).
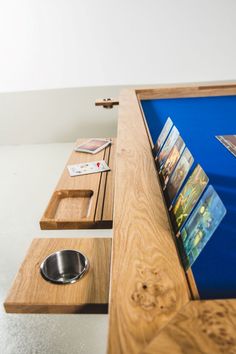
(40, 138, 116, 229)
(4, 237, 111, 314)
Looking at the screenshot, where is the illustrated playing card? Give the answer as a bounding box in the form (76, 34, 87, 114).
(67, 160, 110, 177)
(74, 138, 111, 154)
(161, 135, 185, 186)
(157, 126, 179, 167)
(172, 164, 209, 231)
(153, 117, 173, 155)
(179, 185, 226, 269)
(216, 135, 236, 158)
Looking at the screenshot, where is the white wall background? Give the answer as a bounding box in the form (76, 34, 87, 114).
(0, 86, 119, 144)
(0, 0, 236, 144)
(0, 3, 236, 354)
(0, 0, 236, 93)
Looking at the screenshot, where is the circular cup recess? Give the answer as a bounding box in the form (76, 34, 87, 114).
(40, 249, 89, 284)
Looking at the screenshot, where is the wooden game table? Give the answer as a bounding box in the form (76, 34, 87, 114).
(4, 82, 236, 354)
(107, 82, 236, 354)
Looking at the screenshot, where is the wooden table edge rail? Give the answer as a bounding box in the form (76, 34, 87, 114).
(107, 82, 236, 354)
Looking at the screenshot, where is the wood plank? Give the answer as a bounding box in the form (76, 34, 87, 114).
(102, 138, 116, 223)
(95, 139, 116, 228)
(4, 237, 111, 314)
(95, 143, 111, 223)
(107, 89, 190, 354)
(141, 300, 236, 354)
(136, 81, 236, 100)
(186, 268, 200, 300)
(95, 98, 119, 108)
(40, 138, 115, 229)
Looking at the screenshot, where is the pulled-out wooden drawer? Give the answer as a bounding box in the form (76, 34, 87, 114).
(4, 237, 111, 314)
(40, 138, 116, 229)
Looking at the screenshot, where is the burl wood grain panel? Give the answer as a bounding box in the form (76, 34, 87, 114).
(107, 89, 190, 354)
(142, 300, 236, 354)
(4, 237, 111, 314)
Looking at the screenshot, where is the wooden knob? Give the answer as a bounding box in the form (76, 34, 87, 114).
(95, 98, 119, 109)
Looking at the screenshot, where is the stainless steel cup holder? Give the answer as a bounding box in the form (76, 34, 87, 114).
(40, 249, 89, 284)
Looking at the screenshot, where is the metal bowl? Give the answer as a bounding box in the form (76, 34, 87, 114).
(40, 249, 89, 284)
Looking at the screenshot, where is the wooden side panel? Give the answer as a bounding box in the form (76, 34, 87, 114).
(136, 82, 236, 100)
(107, 90, 190, 354)
(102, 138, 116, 223)
(95, 144, 111, 224)
(95, 139, 116, 228)
(141, 300, 236, 354)
(4, 238, 112, 314)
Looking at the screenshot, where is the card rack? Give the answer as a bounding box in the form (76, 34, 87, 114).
(154, 154, 192, 270)
(40, 138, 116, 229)
(140, 107, 200, 299)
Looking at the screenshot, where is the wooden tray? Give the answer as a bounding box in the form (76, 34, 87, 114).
(4, 237, 111, 314)
(40, 138, 116, 229)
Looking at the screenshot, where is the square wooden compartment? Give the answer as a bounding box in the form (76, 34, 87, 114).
(42, 189, 94, 226)
(4, 237, 111, 314)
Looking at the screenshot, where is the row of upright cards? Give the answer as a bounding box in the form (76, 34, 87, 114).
(153, 117, 227, 270)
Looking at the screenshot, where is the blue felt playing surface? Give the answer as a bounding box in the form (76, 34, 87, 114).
(141, 95, 236, 299)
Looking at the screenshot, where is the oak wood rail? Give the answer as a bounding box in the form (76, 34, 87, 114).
(107, 89, 191, 354)
(107, 82, 236, 354)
